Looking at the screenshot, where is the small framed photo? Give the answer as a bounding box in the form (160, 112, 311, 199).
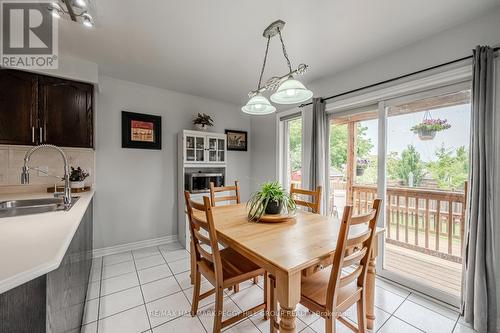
(122, 111, 162, 150)
(225, 130, 248, 151)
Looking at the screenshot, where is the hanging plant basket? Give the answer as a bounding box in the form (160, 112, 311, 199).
(411, 111, 451, 141)
(416, 128, 436, 141)
(356, 158, 369, 176)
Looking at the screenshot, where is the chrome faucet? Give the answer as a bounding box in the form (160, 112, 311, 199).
(21, 144, 72, 206)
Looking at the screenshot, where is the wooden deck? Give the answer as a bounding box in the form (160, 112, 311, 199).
(384, 243, 462, 297)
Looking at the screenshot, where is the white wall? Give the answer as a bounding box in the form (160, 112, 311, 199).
(4, 53, 99, 85)
(250, 6, 500, 184)
(94, 76, 251, 249)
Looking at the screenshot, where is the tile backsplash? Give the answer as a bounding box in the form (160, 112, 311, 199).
(0, 145, 95, 187)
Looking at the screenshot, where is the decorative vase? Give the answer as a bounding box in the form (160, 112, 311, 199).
(417, 128, 436, 140)
(70, 180, 85, 189)
(356, 167, 365, 176)
(194, 123, 209, 131)
(265, 200, 282, 215)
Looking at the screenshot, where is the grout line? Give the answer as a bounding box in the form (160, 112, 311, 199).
(161, 246, 208, 333)
(132, 248, 154, 332)
(402, 296, 460, 321)
(99, 282, 140, 299)
(148, 246, 203, 331)
(386, 292, 430, 333)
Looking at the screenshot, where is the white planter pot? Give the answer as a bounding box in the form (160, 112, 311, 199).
(194, 123, 209, 131)
(70, 181, 85, 189)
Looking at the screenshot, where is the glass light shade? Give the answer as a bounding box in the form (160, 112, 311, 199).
(75, 0, 86, 7)
(241, 94, 276, 115)
(270, 78, 313, 104)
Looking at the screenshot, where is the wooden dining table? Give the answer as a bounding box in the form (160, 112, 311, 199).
(193, 203, 384, 333)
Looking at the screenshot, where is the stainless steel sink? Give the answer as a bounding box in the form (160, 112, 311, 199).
(0, 197, 79, 218)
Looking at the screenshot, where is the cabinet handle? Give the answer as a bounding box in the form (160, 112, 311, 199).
(32, 127, 35, 143)
(39, 127, 43, 143)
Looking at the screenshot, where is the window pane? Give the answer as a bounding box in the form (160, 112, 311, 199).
(286, 117, 302, 189)
(329, 116, 378, 217)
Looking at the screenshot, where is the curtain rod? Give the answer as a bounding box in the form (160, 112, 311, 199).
(299, 46, 499, 108)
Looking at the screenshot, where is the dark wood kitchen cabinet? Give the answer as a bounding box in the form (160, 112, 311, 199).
(0, 69, 94, 148)
(39, 76, 93, 148)
(0, 70, 38, 145)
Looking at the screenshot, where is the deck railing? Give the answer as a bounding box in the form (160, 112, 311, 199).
(331, 181, 466, 263)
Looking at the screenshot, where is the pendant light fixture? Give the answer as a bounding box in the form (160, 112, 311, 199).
(242, 20, 312, 115)
(48, 0, 96, 28)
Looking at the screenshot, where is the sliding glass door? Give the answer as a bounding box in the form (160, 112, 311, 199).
(380, 86, 471, 305)
(328, 83, 471, 305)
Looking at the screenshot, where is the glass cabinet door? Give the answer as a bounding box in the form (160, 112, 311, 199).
(195, 136, 205, 162)
(208, 138, 217, 162)
(217, 139, 225, 162)
(185, 136, 195, 162)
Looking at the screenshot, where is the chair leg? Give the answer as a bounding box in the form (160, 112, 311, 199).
(325, 316, 336, 333)
(357, 293, 367, 333)
(213, 287, 224, 333)
(270, 275, 277, 333)
(253, 276, 259, 284)
(189, 241, 196, 285)
(191, 270, 201, 316)
(263, 273, 269, 320)
(233, 284, 239, 293)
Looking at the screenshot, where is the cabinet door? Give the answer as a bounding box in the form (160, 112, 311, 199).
(185, 134, 206, 163)
(217, 138, 226, 162)
(39, 76, 93, 148)
(208, 137, 218, 162)
(206, 136, 226, 163)
(0, 69, 37, 145)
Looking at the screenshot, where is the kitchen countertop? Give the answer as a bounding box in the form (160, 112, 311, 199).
(0, 189, 95, 294)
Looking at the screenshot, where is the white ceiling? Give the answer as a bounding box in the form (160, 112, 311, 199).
(59, 0, 500, 106)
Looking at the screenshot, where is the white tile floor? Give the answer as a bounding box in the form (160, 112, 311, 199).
(81, 242, 477, 333)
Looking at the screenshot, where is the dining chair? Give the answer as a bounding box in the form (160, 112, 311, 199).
(290, 184, 322, 214)
(184, 191, 269, 333)
(209, 180, 240, 206)
(269, 199, 381, 333)
(209, 180, 259, 289)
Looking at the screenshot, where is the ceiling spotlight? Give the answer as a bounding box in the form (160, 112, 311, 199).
(82, 13, 94, 28)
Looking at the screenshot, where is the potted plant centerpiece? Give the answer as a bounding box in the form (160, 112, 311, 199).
(411, 118, 451, 140)
(68, 167, 89, 189)
(356, 158, 369, 176)
(247, 181, 296, 221)
(193, 113, 214, 131)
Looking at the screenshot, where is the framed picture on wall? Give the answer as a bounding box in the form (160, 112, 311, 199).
(225, 130, 248, 151)
(122, 111, 162, 150)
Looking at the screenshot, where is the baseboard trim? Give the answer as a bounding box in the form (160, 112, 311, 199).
(93, 235, 179, 258)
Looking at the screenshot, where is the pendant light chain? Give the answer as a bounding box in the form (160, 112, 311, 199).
(257, 36, 271, 90)
(278, 28, 292, 73)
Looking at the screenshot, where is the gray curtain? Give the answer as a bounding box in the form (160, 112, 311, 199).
(463, 45, 497, 333)
(309, 97, 329, 215)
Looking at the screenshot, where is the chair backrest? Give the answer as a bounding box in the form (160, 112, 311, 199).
(209, 181, 241, 207)
(184, 191, 224, 287)
(290, 184, 322, 214)
(326, 199, 382, 310)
